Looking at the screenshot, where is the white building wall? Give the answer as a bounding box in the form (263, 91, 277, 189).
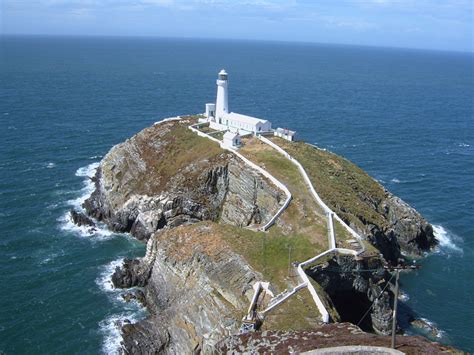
(205, 103, 216, 119)
(215, 77, 228, 120)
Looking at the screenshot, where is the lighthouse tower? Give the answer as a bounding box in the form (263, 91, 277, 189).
(215, 69, 229, 123)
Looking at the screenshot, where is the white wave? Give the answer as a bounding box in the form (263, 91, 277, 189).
(46, 162, 56, 169)
(99, 313, 140, 355)
(398, 290, 410, 302)
(433, 224, 462, 253)
(96, 258, 124, 293)
(76, 162, 100, 177)
(66, 162, 99, 210)
(391, 178, 401, 183)
(59, 161, 118, 239)
(418, 317, 446, 339)
(58, 211, 114, 239)
(458, 143, 470, 148)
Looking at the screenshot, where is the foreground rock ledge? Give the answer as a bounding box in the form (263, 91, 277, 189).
(214, 323, 459, 354)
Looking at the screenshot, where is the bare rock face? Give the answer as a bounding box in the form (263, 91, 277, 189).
(383, 194, 435, 256)
(83, 119, 283, 240)
(115, 223, 262, 354)
(306, 255, 393, 336)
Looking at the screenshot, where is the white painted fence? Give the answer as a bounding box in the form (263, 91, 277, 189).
(258, 135, 365, 253)
(260, 282, 307, 315)
(188, 124, 292, 231)
(153, 116, 183, 125)
(187, 122, 367, 324)
(256, 135, 371, 322)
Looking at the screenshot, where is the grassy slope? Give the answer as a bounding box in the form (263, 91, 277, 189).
(269, 137, 388, 234)
(239, 137, 328, 248)
(217, 223, 323, 330)
(137, 120, 225, 194)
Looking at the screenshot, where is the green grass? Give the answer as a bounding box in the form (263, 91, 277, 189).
(220, 224, 322, 290)
(270, 137, 388, 233)
(219, 223, 324, 330)
(147, 123, 223, 188)
(116, 119, 225, 197)
(239, 138, 328, 247)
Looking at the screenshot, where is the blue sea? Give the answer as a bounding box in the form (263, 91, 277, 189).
(1, 36, 473, 353)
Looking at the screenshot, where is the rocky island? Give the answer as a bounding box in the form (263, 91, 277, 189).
(73, 115, 457, 354)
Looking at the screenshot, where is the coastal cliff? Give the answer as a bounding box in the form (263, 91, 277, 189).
(79, 117, 440, 353)
(84, 117, 283, 240)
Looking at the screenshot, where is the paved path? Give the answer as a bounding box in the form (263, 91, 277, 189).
(187, 120, 366, 324)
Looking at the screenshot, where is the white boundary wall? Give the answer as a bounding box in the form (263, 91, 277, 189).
(186, 120, 367, 323)
(258, 135, 365, 253)
(257, 135, 369, 322)
(188, 124, 292, 231)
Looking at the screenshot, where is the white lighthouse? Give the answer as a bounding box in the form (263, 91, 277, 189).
(215, 69, 229, 123)
(206, 69, 274, 136)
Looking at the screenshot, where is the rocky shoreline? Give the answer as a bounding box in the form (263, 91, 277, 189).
(75, 117, 448, 353)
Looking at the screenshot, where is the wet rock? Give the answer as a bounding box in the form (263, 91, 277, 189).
(70, 209, 96, 228)
(121, 290, 147, 307)
(411, 318, 443, 339)
(111, 259, 150, 288)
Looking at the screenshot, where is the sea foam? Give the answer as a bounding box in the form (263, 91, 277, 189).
(96, 258, 124, 293)
(58, 162, 113, 239)
(99, 313, 140, 355)
(433, 224, 462, 253)
(97, 258, 147, 354)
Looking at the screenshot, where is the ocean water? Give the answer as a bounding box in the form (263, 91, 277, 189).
(1, 36, 472, 353)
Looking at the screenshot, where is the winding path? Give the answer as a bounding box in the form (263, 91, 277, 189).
(186, 119, 367, 325)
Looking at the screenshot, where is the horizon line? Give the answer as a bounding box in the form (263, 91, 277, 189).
(2, 32, 472, 55)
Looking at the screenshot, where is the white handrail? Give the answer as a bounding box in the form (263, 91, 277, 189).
(188, 124, 292, 231)
(186, 121, 368, 324)
(258, 135, 365, 254)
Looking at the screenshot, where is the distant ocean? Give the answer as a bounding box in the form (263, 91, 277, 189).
(1, 36, 472, 353)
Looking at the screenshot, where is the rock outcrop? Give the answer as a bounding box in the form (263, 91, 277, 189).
(306, 255, 393, 335)
(115, 223, 262, 354)
(83, 118, 283, 240)
(70, 209, 96, 228)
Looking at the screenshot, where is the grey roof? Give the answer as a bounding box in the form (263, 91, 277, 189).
(275, 127, 296, 135)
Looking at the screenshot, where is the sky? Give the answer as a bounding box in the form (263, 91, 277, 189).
(1, 0, 473, 52)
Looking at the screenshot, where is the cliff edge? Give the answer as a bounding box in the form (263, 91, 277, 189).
(80, 117, 441, 353)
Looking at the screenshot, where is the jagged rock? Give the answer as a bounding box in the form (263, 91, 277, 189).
(122, 290, 147, 307)
(111, 259, 150, 288)
(70, 209, 96, 228)
(411, 318, 443, 339)
(306, 255, 393, 335)
(83, 118, 283, 241)
(117, 223, 263, 354)
(85, 118, 446, 353)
